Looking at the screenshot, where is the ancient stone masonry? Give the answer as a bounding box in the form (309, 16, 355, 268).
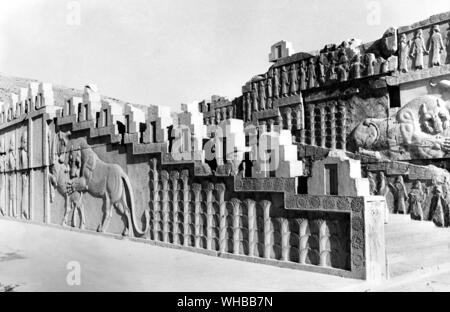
(9, 11, 450, 282)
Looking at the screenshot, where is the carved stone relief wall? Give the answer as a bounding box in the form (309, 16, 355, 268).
(397, 14, 450, 73)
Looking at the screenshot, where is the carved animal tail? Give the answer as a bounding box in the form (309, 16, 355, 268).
(122, 173, 149, 236)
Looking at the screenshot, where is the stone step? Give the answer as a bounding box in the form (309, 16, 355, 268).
(387, 236, 450, 256)
(385, 222, 437, 237)
(387, 213, 416, 224)
(385, 213, 450, 278)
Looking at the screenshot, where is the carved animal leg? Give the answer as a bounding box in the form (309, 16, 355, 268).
(120, 196, 134, 238)
(62, 195, 71, 227)
(79, 201, 86, 230)
(99, 194, 112, 233)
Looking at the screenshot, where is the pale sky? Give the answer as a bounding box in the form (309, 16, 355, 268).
(0, 0, 449, 109)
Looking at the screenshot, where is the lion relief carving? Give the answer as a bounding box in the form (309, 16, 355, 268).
(51, 131, 149, 237)
(352, 95, 450, 159)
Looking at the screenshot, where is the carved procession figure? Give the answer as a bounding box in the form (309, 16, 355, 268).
(391, 176, 408, 214)
(350, 54, 365, 79)
(0, 138, 4, 216)
(367, 172, 377, 195)
(245, 92, 251, 121)
(272, 67, 280, 99)
(266, 70, 273, 109)
(280, 66, 289, 97)
(299, 61, 307, 90)
(307, 58, 316, 89)
(252, 82, 259, 112)
(399, 33, 411, 72)
(430, 182, 446, 227)
(317, 55, 326, 86)
(327, 55, 337, 81)
(288, 63, 298, 95)
(365, 53, 376, 76)
(7, 137, 16, 218)
(258, 79, 266, 110)
(19, 131, 29, 219)
(338, 50, 349, 82)
(410, 29, 428, 70)
(408, 180, 425, 220)
(428, 25, 445, 67)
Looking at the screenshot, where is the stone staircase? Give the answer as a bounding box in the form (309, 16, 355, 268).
(386, 214, 450, 278)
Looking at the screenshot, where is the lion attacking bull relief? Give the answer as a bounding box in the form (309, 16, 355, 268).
(352, 95, 450, 160)
(50, 131, 149, 237)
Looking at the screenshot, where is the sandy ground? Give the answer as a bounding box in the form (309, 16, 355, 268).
(3, 218, 450, 292)
(0, 218, 362, 292)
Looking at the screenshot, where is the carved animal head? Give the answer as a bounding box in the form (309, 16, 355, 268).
(352, 120, 379, 149)
(56, 131, 71, 162)
(419, 99, 450, 135)
(68, 147, 81, 179)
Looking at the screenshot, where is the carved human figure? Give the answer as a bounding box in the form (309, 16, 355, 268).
(266, 71, 273, 108)
(258, 79, 266, 110)
(338, 50, 349, 82)
(307, 58, 316, 89)
(399, 33, 411, 73)
(327, 57, 337, 82)
(272, 68, 280, 99)
(367, 172, 377, 195)
(430, 183, 446, 227)
(377, 172, 389, 197)
(280, 66, 288, 97)
(408, 180, 424, 220)
(317, 56, 326, 86)
(19, 132, 28, 170)
(351, 55, 365, 79)
(391, 176, 408, 214)
(19, 132, 28, 219)
(380, 57, 389, 74)
(365, 53, 376, 76)
(410, 29, 428, 70)
(251, 82, 258, 112)
(245, 92, 251, 121)
(428, 25, 445, 67)
(298, 61, 307, 90)
(289, 63, 298, 95)
(7, 137, 16, 218)
(0, 152, 4, 216)
(447, 24, 450, 64)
